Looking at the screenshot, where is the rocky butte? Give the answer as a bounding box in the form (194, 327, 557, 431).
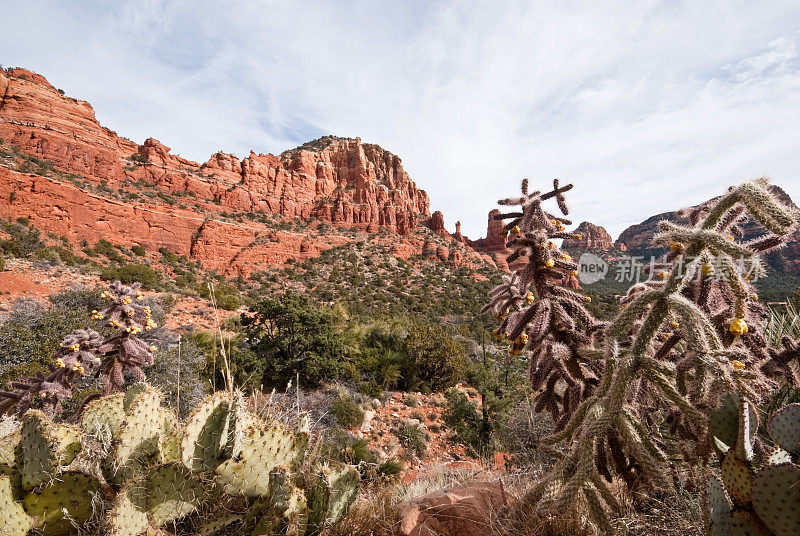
(0, 67, 505, 275)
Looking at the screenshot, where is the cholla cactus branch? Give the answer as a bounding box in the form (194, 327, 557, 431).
(485, 177, 800, 531)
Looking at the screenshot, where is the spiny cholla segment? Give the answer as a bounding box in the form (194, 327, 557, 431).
(482, 179, 604, 429)
(0, 282, 157, 416)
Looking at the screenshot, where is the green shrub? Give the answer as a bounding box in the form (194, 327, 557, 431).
(0, 219, 42, 257)
(131, 245, 146, 256)
(404, 322, 467, 392)
(397, 421, 427, 457)
(331, 391, 365, 429)
(405, 393, 419, 407)
(358, 380, 383, 399)
(0, 253, 4, 271)
(443, 388, 486, 454)
(100, 263, 160, 289)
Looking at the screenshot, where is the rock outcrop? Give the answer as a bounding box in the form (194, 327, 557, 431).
(396, 481, 507, 536)
(561, 221, 615, 250)
(0, 67, 501, 275)
(0, 68, 430, 237)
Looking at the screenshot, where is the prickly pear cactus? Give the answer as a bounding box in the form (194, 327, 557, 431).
(215, 421, 309, 497)
(306, 465, 360, 536)
(1, 382, 358, 536)
(705, 397, 800, 536)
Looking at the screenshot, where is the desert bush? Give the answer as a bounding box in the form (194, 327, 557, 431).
(130, 244, 146, 256)
(331, 390, 365, 429)
(0, 219, 42, 257)
(443, 388, 486, 453)
(242, 292, 346, 387)
(404, 321, 467, 392)
(397, 420, 427, 457)
(100, 263, 160, 289)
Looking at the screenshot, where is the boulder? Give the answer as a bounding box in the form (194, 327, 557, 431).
(396, 481, 507, 536)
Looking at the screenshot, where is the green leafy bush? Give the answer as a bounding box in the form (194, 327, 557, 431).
(443, 388, 486, 453)
(130, 244, 146, 256)
(100, 263, 160, 289)
(331, 391, 365, 429)
(242, 292, 345, 387)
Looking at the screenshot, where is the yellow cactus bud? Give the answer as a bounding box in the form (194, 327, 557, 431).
(545, 259, 555, 268)
(701, 263, 714, 276)
(671, 321, 679, 329)
(550, 219, 557, 225)
(657, 271, 670, 279)
(70, 344, 80, 352)
(149, 345, 157, 352)
(517, 333, 528, 345)
(729, 318, 748, 336)
(573, 234, 582, 240)
(525, 291, 534, 304)
(583, 296, 591, 303)
(731, 360, 745, 370)
(55, 358, 65, 368)
(669, 241, 684, 252)
(511, 225, 521, 235)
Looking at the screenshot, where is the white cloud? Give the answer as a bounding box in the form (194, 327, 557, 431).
(2, 0, 799, 238)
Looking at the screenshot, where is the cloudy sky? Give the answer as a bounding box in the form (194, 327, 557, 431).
(2, 1, 799, 238)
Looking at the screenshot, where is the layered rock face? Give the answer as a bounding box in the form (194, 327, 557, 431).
(0, 67, 503, 275)
(561, 221, 616, 250)
(0, 68, 429, 235)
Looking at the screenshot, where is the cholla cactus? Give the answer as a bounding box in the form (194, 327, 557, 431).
(0, 329, 104, 416)
(485, 178, 800, 531)
(482, 179, 605, 429)
(93, 282, 157, 393)
(0, 281, 157, 416)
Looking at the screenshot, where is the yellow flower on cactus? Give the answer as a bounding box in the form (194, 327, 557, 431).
(69, 344, 80, 352)
(583, 296, 591, 303)
(731, 360, 745, 370)
(511, 225, 521, 235)
(545, 259, 555, 268)
(729, 318, 748, 336)
(525, 291, 534, 304)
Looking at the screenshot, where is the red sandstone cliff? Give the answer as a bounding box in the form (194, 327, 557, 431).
(0, 67, 500, 275)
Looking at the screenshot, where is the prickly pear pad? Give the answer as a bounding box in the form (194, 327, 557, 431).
(80, 392, 125, 444)
(181, 392, 233, 472)
(766, 403, 800, 455)
(752, 462, 800, 536)
(112, 386, 164, 482)
(215, 423, 308, 497)
(22, 471, 100, 536)
(704, 476, 731, 536)
(20, 409, 59, 490)
(0, 474, 34, 536)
